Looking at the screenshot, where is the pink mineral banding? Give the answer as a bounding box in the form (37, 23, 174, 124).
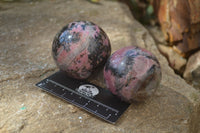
(52, 21, 111, 79)
(104, 46, 162, 102)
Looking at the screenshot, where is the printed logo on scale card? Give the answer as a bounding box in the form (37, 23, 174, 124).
(76, 84, 99, 98)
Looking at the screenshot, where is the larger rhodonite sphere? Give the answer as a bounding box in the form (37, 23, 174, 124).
(104, 46, 161, 102)
(52, 21, 111, 79)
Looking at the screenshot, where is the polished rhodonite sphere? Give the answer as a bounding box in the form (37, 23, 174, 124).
(52, 21, 111, 79)
(104, 46, 161, 102)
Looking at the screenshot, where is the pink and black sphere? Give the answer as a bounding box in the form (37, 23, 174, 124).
(104, 46, 161, 102)
(52, 21, 161, 102)
(52, 21, 111, 79)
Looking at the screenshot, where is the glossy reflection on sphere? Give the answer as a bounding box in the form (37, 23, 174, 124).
(52, 21, 111, 79)
(104, 46, 162, 102)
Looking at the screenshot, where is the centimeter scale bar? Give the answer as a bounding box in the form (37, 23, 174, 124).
(35, 71, 130, 124)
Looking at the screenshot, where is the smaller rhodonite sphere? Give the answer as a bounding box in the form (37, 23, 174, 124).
(104, 46, 161, 102)
(52, 21, 111, 79)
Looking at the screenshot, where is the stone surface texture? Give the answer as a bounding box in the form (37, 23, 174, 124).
(157, 44, 187, 73)
(0, 0, 200, 133)
(153, 0, 200, 55)
(184, 50, 200, 88)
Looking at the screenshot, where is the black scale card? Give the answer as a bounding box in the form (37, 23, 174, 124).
(35, 71, 130, 124)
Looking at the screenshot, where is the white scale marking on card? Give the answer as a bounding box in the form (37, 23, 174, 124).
(35, 71, 130, 124)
